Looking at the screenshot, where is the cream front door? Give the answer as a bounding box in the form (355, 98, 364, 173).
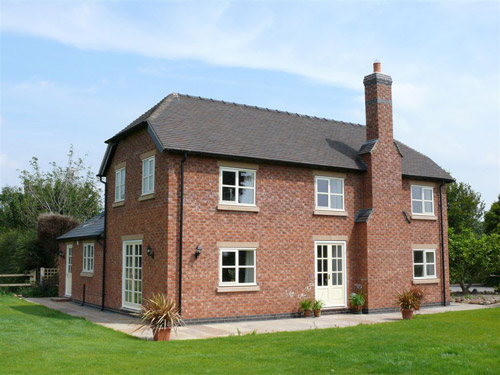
(65, 245, 73, 296)
(315, 242, 346, 307)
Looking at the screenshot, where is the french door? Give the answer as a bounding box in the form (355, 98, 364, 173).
(122, 241, 143, 310)
(315, 242, 346, 307)
(65, 244, 72, 297)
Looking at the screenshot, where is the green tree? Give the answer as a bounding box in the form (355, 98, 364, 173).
(17, 146, 102, 227)
(484, 195, 500, 235)
(447, 182, 484, 234)
(0, 186, 26, 231)
(449, 229, 500, 292)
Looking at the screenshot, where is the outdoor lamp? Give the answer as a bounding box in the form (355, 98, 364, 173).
(58, 250, 65, 259)
(195, 245, 202, 259)
(146, 245, 154, 259)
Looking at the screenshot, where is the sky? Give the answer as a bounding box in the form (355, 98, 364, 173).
(0, 0, 499, 209)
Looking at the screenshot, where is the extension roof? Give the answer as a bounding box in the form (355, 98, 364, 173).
(99, 93, 452, 182)
(57, 212, 104, 241)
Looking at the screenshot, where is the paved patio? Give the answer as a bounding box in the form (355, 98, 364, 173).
(25, 298, 498, 341)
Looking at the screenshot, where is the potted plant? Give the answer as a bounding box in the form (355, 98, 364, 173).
(349, 283, 365, 313)
(299, 299, 313, 317)
(136, 293, 183, 341)
(312, 300, 324, 317)
(396, 287, 424, 320)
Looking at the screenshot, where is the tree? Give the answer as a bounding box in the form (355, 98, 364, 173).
(448, 228, 500, 292)
(484, 195, 500, 235)
(17, 146, 102, 227)
(447, 182, 484, 234)
(0, 186, 26, 231)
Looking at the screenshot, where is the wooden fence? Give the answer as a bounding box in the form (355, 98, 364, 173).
(0, 270, 37, 287)
(0, 268, 58, 287)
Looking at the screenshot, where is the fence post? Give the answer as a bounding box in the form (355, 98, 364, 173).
(40, 267, 46, 286)
(29, 270, 36, 285)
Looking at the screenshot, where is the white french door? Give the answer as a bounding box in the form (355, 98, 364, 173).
(65, 245, 73, 296)
(122, 241, 143, 310)
(315, 241, 346, 307)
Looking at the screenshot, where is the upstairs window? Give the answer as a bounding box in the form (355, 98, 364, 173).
(411, 185, 434, 215)
(142, 156, 155, 195)
(413, 249, 436, 279)
(219, 167, 256, 205)
(115, 168, 126, 202)
(315, 176, 344, 211)
(219, 248, 256, 285)
(83, 243, 95, 273)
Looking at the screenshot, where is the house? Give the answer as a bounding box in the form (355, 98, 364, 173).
(58, 62, 453, 323)
(57, 212, 104, 306)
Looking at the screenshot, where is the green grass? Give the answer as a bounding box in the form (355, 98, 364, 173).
(0, 296, 499, 375)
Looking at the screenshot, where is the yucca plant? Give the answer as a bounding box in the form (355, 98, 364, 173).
(136, 293, 183, 340)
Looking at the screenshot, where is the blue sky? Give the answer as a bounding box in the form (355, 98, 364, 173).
(1, 1, 499, 208)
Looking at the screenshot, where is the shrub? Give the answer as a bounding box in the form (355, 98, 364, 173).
(396, 287, 424, 311)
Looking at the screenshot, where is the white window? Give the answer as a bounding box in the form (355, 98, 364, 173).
(413, 249, 436, 279)
(83, 243, 94, 273)
(411, 185, 434, 215)
(219, 248, 256, 285)
(115, 167, 126, 202)
(219, 167, 256, 205)
(142, 156, 155, 195)
(315, 176, 344, 211)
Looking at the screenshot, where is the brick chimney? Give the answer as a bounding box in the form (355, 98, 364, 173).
(363, 61, 393, 143)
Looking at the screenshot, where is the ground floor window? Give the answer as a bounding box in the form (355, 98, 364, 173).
(413, 249, 436, 278)
(219, 248, 256, 285)
(82, 243, 94, 272)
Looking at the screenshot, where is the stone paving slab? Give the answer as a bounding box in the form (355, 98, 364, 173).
(24, 297, 498, 341)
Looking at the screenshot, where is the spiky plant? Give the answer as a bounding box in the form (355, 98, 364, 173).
(396, 287, 424, 311)
(137, 293, 183, 334)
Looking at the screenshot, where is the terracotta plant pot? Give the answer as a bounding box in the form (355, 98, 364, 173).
(402, 309, 414, 320)
(353, 305, 363, 314)
(303, 309, 312, 317)
(153, 327, 172, 341)
(313, 309, 321, 317)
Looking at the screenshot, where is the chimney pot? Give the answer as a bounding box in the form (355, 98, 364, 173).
(373, 60, 381, 73)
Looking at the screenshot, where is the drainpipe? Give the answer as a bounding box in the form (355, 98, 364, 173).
(99, 176, 107, 311)
(178, 153, 187, 314)
(439, 181, 446, 306)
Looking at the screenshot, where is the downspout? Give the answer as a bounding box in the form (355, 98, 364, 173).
(439, 181, 446, 306)
(99, 176, 107, 311)
(178, 153, 187, 314)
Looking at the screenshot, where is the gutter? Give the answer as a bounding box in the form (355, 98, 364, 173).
(99, 176, 107, 311)
(178, 153, 187, 314)
(438, 181, 446, 306)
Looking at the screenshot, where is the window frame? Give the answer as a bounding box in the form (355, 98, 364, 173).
(412, 249, 436, 279)
(218, 248, 257, 286)
(411, 185, 434, 215)
(115, 167, 126, 202)
(141, 156, 155, 196)
(82, 242, 95, 273)
(218, 167, 256, 206)
(314, 176, 345, 211)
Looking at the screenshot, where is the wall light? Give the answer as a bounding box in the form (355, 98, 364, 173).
(195, 245, 202, 259)
(146, 245, 154, 259)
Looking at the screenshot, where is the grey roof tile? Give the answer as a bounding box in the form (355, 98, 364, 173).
(106, 94, 453, 181)
(57, 212, 104, 241)
(355, 209, 373, 223)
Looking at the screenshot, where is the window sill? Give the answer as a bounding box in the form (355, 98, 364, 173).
(80, 272, 94, 278)
(314, 210, 348, 217)
(217, 285, 260, 293)
(217, 204, 260, 213)
(138, 193, 155, 201)
(411, 214, 437, 221)
(112, 201, 125, 208)
(413, 278, 439, 284)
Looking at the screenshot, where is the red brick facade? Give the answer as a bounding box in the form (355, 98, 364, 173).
(58, 65, 450, 320)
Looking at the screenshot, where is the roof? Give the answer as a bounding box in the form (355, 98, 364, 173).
(57, 212, 104, 241)
(100, 94, 453, 182)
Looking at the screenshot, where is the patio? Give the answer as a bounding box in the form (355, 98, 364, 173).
(25, 297, 496, 340)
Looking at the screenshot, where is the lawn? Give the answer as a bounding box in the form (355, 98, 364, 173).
(0, 296, 499, 375)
